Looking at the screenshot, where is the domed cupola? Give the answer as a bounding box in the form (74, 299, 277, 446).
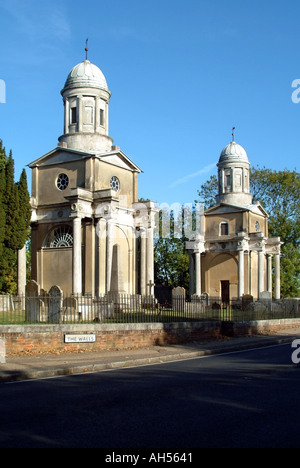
(219, 140, 249, 164)
(63, 59, 109, 92)
(216, 130, 252, 206)
(58, 52, 113, 153)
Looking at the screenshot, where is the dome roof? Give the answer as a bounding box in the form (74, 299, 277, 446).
(219, 141, 249, 164)
(63, 60, 109, 92)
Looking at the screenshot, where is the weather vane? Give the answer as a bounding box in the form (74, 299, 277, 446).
(232, 127, 236, 142)
(85, 38, 89, 60)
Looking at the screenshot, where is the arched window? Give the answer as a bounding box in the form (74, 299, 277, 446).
(220, 222, 229, 236)
(44, 225, 73, 248)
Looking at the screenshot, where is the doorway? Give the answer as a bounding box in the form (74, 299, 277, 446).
(221, 280, 230, 304)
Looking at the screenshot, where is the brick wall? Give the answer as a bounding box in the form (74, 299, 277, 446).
(0, 319, 299, 356)
(0, 322, 221, 356)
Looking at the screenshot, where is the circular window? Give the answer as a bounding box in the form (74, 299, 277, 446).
(110, 176, 120, 192)
(57, 173, 69, 191)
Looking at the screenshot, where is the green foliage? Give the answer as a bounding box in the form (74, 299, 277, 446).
(196, 175, 218, 209)
(154, 207, 192, 292)
(250, 167, 300, 297)
(0, 140, 31, 294)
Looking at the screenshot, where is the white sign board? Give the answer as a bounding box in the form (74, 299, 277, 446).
(64, 334, 96, 344)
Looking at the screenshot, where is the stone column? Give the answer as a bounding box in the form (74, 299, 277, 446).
(258, 251, 265, 298)
(106, 220, 114, 293)
(140, 228, 146, 296)
(17, 245, 27, 297)
(238, 249, 245, 299)
(95, 218, 106, 296)
(78, 96, 83, 133)
(64, 99, 69, 134)
(146, 227, 154, 294)
(274, 253, 281, 300)
(73, 217, 82, 295)
(195, 251, 201, 297)
(95, 97, 100, 132)
(189, 252, 195, 297)
(267, 254, 273, 295)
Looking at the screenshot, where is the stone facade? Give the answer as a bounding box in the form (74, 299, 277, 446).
(187, 138, 282, 301)
(29, 58, 157, 296)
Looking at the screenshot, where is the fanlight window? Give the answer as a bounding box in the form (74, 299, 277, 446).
(44, 226, 73, 248)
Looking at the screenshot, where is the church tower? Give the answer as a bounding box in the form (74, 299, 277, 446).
(216, 136, 252, 206)
(58, 58, 113, 153)
(29, 53, 157, 298)
(187, 134, 282, 301)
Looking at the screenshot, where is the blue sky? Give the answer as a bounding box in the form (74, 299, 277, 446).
(0, 0, 299, 206)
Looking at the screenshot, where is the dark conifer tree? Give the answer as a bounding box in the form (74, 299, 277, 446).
(0, 140, 31, 293)
(0, 141, 6, 259)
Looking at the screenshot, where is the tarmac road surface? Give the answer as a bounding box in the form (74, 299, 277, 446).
(0, 342, 299, 449)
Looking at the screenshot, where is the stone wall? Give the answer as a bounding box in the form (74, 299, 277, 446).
(0, 318, 300, 356)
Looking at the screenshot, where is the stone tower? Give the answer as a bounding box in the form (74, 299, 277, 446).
(187, 136, 282, 301)
(29, 56, 157, 297)
(216, 139, 252, 206)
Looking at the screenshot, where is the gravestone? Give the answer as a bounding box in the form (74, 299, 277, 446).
(242, 294, 254, 311)
(63, 296, 77, 322)
(110, 244, 125, 294)
(0, 295, 13, 312)
(25, 280, 42, 322)
(94, 297, 114, 321)
(259, 291, 272, 311)
(48, 285, 63, 323)
(172, 286, 186, 313)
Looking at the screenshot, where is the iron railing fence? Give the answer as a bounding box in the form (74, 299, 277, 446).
(0, 294, 299, 325)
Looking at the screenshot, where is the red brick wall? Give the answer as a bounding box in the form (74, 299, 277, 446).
(0, 322, 221, 356)
(0, 319, 299, 356)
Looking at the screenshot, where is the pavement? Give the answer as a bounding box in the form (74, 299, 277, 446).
(0, 328, 299, 383)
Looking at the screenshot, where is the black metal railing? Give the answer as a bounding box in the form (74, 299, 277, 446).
(0, 294, 299, 325)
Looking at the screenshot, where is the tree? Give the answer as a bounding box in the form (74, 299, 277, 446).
(196, 167, 300, 297)
(0, 142, 6, 258)
(250, 167, 300, 298)
(154, 206, 197, 293)
(17, 169, 31, 247)
(0, 140, 31, 294)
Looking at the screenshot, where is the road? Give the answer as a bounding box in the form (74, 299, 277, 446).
(0, 343, 299, 449)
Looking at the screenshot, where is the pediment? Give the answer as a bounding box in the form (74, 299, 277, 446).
(28, 147, 142, 173)
(28, 147, 90, 168)
(98, 151, 142, 173)
(206, 202, 268, 217)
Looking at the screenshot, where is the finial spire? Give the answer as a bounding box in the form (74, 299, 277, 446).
(232, 126, 235, 142)
(85, 38, 89, 60)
